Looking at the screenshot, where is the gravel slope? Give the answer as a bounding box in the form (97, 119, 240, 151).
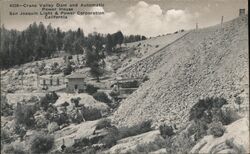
(112, 15, 249, 128)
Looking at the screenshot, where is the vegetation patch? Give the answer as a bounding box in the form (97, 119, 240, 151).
(30, 133, 54, 154)
(93, 92, 113, 107)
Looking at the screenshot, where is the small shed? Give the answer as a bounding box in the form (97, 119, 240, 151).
(66, 73, 86, 93)
(239, 9, 245, 16)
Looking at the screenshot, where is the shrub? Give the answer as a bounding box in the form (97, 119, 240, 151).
(208, 122, 225, 137)
(142, 76, 149, 82)
(225, 138, 247, 154)
(40, 92, 59, 110)
(187, 120, 208, 141)
(120, 80, 139, 88)
(71, 97, 81, 107)
(68, 55, 73, 59)
(1, 129, 12, 144)
(2, 142, 26, 154)
(14, 103, 36, 127)
(99, 127, 119, 148)
(221, 108, 241, 125)
(93, 92, 112, 107)
(35, 113, 50, 128)
(53, 62, 59, 68)
(30, 134, 54, 154)
(159, 124, 175, 138)
(13, 124, 26, 141)
(118, 120, 152, 139)
(63, 64, 72, 75)
(73, 138, 92, 148)
(1, 95, 13, 116)
(53, 112, 70, 126)
(168, 132, 196, 154)
(189, 97, 227, 121)
(96, 118, 111, 130)
(85, 84, 99, 95)
(81, 106, 102, 121)
(235, 96, 243, 111)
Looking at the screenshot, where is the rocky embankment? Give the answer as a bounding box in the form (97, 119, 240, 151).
(112, 15, 249, 128)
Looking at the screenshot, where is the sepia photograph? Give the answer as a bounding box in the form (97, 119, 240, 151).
(0, 0, 249, 153)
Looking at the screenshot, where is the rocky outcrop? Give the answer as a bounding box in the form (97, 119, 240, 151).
(54, 93, 110, 113)
(107, 130, 165, 153)
(53, 120, 99, 150)
(190, 117, 249, 153)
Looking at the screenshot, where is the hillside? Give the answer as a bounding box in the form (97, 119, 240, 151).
(112, 15, 249, 127)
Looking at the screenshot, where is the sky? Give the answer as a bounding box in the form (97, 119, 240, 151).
(0, 0, 248, 37)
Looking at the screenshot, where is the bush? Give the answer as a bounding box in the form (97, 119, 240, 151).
(53, 62, 59, 68)
(71, 97, 81, 107)
(187, 120, 208, 141)
(30, 134, 54, 154)
(93, 92, 112, 107)
(13, 124, 26, 141)
(235, 96, 243, 111)
(99, 127, 119, 148)
(2, 142, 26, 154)
(221, 108, 241, 125)
(53, 112, 70, 126)
(189, 97, 227, 121)
(118, 120, 152, 139)
(119, 80, 139, 88)
(142, 76, 149, 82)
(81, 106, 102, 121)
(1, 95, 13, 116)
(68, 55, 73, 59)
(167, 132, 196, 154)
(14, 103, 36, 127)
(35, 113, 50, 128)
(159, 124, 175, 138)
(1, 129, 12, 144)
(208, 122, 225, 137)
(40, 92, 59, 110)
(96, 118, 111, 130)
(85, 84, 99, 95)
(225, 138, 247, 154)
(63, 64, 72, 75)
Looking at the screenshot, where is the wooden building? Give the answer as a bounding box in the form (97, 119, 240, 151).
(66, 73, 86, 93)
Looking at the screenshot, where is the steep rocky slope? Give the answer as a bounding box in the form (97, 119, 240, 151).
(112, 15, 249, 127)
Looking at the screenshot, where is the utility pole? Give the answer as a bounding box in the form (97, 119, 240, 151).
(221, 16, 224, 28)
(196, 23, 198, 30)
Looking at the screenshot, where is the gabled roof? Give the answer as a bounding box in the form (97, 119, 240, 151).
(66, 73, 85, 79)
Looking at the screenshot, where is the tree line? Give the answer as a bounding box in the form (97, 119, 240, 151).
(0, 22, 146, 69)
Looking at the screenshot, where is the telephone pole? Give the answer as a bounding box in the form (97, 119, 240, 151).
(221, 16, 224, 28)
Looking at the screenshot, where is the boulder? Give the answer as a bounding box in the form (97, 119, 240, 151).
(53, 120, 99, 150)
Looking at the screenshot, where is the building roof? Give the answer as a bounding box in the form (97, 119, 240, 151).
(66, 73, 85, 79)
